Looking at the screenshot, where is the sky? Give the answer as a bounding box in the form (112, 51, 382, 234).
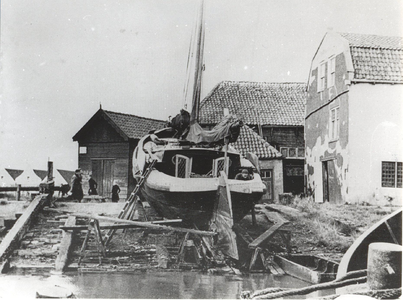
(1, 0, 402, 171)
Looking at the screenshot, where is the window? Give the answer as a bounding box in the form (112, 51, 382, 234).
(280, 147, 305, 158)
(213, 157, 230, 177)
(79, 146, 87, 154)
(261, 170, 272, 178)
(328, 56, 336, 87)
(329, 107, 340, 140)
(318, 62, 326, 92)
(174, 155, 193, 178)
(289, 148, 297, 158)
(382, 161, 402, 188)
(280, 147, 288, 157)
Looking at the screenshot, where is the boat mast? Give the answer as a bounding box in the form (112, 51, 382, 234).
(190, 0, 205, 124)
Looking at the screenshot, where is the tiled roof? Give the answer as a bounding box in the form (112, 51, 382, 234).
(103, 110, 166, 139)
(339, 33, 403, 82)
(199, 81, 306, 126)
(232, 125, 282, 159)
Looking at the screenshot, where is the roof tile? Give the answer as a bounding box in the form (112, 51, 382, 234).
(339, 33, 403, 82)
(232, 125, 282, 159)
(104, 110, 166, 139)
(199, 81, 306, 126)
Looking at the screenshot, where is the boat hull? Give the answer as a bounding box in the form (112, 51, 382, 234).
(140, 173, 264, 230)
(336, 208, 402, 279)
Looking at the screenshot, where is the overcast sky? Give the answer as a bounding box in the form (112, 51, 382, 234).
(1, 0, 402, 171)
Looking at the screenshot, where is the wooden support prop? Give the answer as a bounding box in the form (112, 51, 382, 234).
(249, 248, 261, 271)
(248, 222, 285, 249)
(60, 219, 183, 231)
(78, 227, 92, 266)
(251, 205, 257, 226)
(55, 216, 76, 272)
(91, 219, 106, 260)
(16, 184, 21, 201)
(69, 213, 216, 236)
(278, 230, 292, 253)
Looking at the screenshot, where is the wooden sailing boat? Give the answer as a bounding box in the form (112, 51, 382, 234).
(132, 1, 265, 232)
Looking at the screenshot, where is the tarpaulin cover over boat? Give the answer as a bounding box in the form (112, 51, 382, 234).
(185, 114, 242, 146)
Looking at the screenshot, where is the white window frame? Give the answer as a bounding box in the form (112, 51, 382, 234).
(382, 161, 402, 188)
(327, 56, 336, 88)
(174, 155, 193, 178)
(280, 147, 289, 158)
(318, 61, 326, 92)
(329, 107, 340, 141)
(213, 157, 230, 177)
(79, 146, 87, 154)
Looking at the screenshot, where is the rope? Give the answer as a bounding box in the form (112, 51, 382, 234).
(253, 276, 367, 299)
(313, 287, 402, 300)
(241, 270, 368, 299)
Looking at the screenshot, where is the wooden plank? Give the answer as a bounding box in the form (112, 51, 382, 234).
(92, 219, 106, 258)
(261, 209, 290, 225)
(249, 248, 260, 271)
(248, 222, 285, 249)
(69, 212, 216, 236)
(54, 216, 76, 272)
(0, 195, 47, 269)
(60, 220, 183, 231)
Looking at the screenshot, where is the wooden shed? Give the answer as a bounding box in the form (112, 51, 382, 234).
(73, 108, 166, 200)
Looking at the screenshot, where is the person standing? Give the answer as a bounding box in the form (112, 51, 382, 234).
(88, 175, 98, 195)
(111, 182, 120, 203)
(69, 168, 84, 202)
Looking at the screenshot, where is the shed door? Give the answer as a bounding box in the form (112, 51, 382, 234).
(261, 169, 273, 202)
(92, 159, 115, 198)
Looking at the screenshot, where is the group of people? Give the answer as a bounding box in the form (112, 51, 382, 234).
(69, 168, 120, 202)
(68, 167, 252, 202)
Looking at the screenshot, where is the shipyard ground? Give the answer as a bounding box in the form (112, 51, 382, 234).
(0, 196, 399, 274)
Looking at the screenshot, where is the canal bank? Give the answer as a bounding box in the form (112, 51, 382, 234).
(0, 196, 400, 298)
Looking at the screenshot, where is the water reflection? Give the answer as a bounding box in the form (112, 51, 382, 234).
(0, 271, 334, 299)
(71, 271, 309, 299)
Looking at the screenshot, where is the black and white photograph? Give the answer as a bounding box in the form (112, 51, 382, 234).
(0, 0, 402, 298)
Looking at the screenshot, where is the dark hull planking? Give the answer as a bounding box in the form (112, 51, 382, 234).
(140, 183, 262, 230)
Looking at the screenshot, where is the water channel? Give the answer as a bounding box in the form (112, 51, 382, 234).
(0, 271, 335, 299)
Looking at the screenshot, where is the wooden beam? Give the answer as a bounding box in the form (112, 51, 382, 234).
(60, 219, 183, 231)
(54, 216, 76, 273)
(69, 212, 216, 236)
(0, 195, 47, 269)
(248, 222, 285, 249)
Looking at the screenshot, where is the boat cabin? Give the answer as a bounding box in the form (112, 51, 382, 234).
(136, 135, 252, 180)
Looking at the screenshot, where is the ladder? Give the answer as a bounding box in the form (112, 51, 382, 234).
(103, 160, 157, 246)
